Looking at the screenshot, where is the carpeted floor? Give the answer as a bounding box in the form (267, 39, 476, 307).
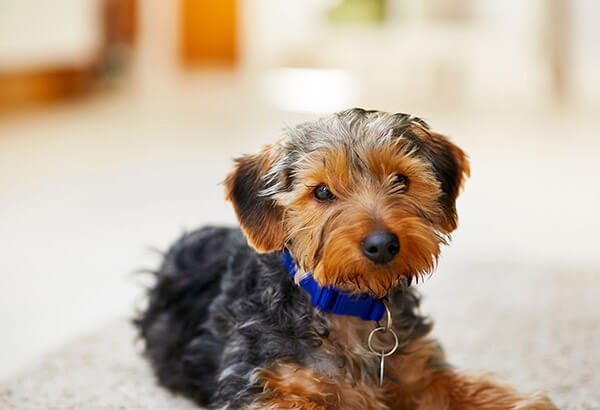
(1, 262, 597, 409)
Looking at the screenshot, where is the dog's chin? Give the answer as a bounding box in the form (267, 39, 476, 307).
(345, 275, 412, 298)
(312, 237, 439, 298)
(332, 281, 397, 298)
(313, 265, 414, 298)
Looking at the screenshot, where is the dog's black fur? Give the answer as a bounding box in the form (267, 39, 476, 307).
(135, 226, 429, 408)
(135, 110, 557, 409)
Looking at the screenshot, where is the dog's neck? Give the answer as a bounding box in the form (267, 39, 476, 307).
(281, 249, 387, 322)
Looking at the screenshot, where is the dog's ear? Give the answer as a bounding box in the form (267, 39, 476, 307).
(407, 127, 470, 232)
(425, 131, 470, 232)
(224, 144, 286, 252)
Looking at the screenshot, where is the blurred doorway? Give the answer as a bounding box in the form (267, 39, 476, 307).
(180, 0, 237, 66)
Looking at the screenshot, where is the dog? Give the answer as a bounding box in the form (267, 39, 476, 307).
(136, 109, 556, 409)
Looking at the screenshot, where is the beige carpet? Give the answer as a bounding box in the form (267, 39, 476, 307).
(0, 319, 196, 409)
(1, 262, 598, 409)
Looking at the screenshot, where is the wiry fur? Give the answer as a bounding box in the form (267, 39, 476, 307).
(136, 226, 429, 408)
(136, 109, 555, 409)
(237, 108, 469, 296)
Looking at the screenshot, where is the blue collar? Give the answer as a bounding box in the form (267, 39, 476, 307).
(281, 249, 386, 321)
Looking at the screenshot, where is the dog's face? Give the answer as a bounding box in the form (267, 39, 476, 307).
(225, 109, 469, 296)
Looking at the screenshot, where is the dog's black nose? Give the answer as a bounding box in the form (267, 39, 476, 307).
(361, 230, 399, 264)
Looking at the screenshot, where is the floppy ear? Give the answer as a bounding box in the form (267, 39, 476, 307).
(405, 125, 470, 232)
(425, 131, 470, 232)
(224, 144, 286, 252)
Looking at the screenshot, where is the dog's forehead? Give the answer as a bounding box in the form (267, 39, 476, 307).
(284, 109, 428, 153)
(280, 110, 431, 175)
(262, 109, 434, 196)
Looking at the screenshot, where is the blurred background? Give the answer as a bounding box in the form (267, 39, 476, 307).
(1, 0, 599, 406)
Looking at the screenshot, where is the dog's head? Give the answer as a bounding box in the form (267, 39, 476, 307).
(225, 109, 469, 296)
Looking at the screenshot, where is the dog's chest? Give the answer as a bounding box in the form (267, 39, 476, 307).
(308, 314, 381, 382)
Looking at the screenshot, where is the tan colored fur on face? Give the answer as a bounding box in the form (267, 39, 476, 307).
(275, 140, 448, 296)
(225, 110, 470, 295)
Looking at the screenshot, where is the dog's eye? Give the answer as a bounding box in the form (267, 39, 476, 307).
(313, 184, 336, 202)
(392, 174, 409, 192)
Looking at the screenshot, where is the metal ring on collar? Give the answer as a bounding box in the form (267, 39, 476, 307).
(381, 300, 392, 333)
(367, 326, 399, 357)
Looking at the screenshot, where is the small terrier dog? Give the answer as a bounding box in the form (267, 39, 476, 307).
(136, 109, 555, 409)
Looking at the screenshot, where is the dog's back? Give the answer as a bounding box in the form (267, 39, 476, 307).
(136, 226, 343, 408)
(135, 226, 247, 405)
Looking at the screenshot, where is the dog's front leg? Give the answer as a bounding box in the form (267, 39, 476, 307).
(389, 369, 556, 410)
(248, 361, 388, 410)
(384, 338, 556, 410)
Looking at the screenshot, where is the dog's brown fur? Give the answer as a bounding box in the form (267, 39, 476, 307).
(223, 109, 555, 409)
(249, 314, 556, 409)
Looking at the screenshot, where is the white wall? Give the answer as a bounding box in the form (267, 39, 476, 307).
(0, 0, 101, 69)
(572, 0, 600, 106)
(240, 0, 599, 112)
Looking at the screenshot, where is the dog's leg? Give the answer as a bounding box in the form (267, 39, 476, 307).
(385, 338, 556, 410)
(249, 362, 388, 410)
